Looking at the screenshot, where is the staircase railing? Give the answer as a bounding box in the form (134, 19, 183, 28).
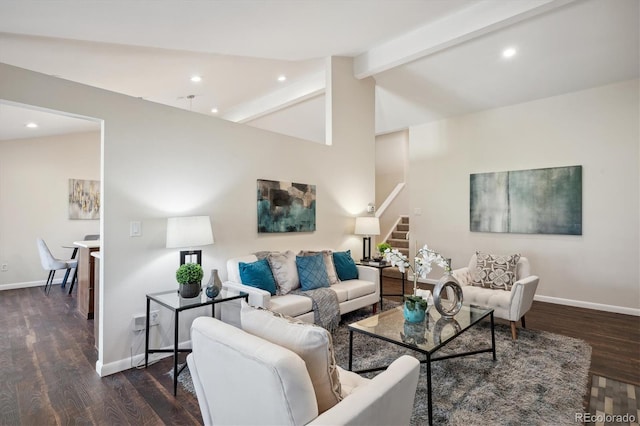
(376, 182, 408, 245)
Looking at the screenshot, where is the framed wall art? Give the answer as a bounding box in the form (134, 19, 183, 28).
(69, 178, 100, 220)
(257, 179, 316, 233)
(470, 165, 582, 235)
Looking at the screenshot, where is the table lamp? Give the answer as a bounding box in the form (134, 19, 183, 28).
(354, 216, 380, 261)
(166, 215, 214, 265)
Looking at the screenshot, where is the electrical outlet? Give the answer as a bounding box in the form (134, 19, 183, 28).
(0, 263, 7, 272)
(132, 311, 160, 331)
(149, 310, 160, 326)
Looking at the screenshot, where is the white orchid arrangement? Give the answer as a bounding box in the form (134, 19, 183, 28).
(384, 244, 450, 295)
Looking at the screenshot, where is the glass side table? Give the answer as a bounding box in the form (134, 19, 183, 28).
(357, 261, 406, 310)
(145, 289, 248, 395)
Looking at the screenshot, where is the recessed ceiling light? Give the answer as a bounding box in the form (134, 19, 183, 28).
(277, 75, 287, 82)
(502, 47, 517, 59)
(190, 75, 202, 83)
(25, 122, 38, 128)
(210, 108, 218, 114)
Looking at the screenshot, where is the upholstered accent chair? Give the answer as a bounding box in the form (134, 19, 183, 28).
(36, 238, 78, 294)
(187, 316, 420, 425)
(452, 253, 539, 339)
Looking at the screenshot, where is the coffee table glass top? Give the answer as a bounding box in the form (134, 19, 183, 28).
(348, 304, 493, 354)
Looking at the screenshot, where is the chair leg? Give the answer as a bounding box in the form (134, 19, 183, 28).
(510, 321, 518, 340)
(44, 270, 55, 294)
(372, 303, 377, 314)
(68, 268, 78, 295)
(521, 315, 526, 329)
(61, 268, 71, 288)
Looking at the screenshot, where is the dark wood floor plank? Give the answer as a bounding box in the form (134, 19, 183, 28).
(1, 279, 638, 425)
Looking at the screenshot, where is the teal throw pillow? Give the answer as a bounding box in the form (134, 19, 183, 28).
(239, 258, 277, 295)
(296, 253, 330, 291)
(332, 250, 359, 280)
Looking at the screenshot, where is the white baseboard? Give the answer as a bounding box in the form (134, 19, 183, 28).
(417, 278, 639, 316)
(96, 340, 192, 377)
(534, 294, 640, 316)
(0, 279, 52, 291)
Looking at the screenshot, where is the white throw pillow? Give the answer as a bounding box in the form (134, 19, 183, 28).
(267, 250, 300, 295)
(240, 301, 342, 413)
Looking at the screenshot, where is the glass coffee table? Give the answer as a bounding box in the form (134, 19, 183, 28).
(348, 304, 496, 426)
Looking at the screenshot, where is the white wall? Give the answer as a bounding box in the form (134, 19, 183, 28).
(0, 131, 100, 288)
(0, 61, 375, 375)
(375, 130, 409, 241)
(409, 79, 639, 313)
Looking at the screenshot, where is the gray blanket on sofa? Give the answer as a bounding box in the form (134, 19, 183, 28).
(291, 287, 341, 331)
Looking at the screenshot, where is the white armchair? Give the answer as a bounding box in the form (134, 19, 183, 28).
(187, 316, 420, 426)
(452, 253, 539, 339)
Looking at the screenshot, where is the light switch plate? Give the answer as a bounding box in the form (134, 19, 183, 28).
(130, 221, 142, 237)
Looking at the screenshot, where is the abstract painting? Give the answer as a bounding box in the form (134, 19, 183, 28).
(470, 166, 582, 235)
(257, 179, 316, 233)
(69, 179, 100, 220)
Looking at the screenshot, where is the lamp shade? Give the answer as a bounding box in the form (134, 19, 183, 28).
(354, 217, 380, 236)
(166, 216, 214, 248)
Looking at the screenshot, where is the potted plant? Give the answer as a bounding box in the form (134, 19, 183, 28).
(176, 263, 203, 298)
(375, 242, 391, 260)
(403, 294, 428, 323)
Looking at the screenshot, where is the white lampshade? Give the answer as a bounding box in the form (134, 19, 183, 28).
(166, 216, 214, 248)
(354, 217, 380, 236)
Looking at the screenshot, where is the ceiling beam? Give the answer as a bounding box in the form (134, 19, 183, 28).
(221, 71, 325, 123)
(353, 0, 577, 79)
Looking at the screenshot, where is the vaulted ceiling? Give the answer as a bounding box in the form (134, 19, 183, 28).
(1, 0, 638, 142)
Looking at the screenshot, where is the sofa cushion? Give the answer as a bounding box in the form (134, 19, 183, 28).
(267, 250, 300, 295)
(333, 279, 377, 300)
(471, 252, 521, 291)
(296, 253, 331, 290)
(239, 258, 277, 295)
(332, 250, 359, 281)
(240, 301, 342, 413)
(299, 250, 340, 285)
(330, 285, 348, 303)
(269, 294, 313, 317)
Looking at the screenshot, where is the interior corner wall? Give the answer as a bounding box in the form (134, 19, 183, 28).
(0, 63, 375, 375)
(0, 131, 100, 288)
(409, 79, 639, 312)
(375, 130, 409, 241)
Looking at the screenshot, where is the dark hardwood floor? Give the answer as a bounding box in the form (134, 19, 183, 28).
(1, 278, 638, 425)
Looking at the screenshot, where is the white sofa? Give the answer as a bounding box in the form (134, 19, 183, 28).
(187, 315, 420, 426)
(223, 253, 380, 326)
(452, 253, 539, 339)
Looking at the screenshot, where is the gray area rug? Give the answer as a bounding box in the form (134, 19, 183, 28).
(172, 305, 592, 425)
(334, 307, 592, 425)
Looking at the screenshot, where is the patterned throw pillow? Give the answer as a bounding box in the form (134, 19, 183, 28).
(299, 250, 340, 285)
(296, 253, 331, 290)
(240, 301, 342, 413)
(471, 251, 521, 291)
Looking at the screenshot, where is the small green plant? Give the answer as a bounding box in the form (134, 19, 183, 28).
(404, 294, 428, 311)
(377, 242, 391, 254)
(176, 263, 203, 285)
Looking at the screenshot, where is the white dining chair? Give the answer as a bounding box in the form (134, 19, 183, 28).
(36, 238, 78, 294)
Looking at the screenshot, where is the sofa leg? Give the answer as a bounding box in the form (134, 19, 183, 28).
(521, 315, 526, 329)
(510, 321, 518, 340)
(372, 303, 377, 314)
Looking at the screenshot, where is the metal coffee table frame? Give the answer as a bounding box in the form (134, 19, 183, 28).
(348, 305, 496, 425)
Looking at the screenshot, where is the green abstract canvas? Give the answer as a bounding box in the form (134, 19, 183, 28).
(470, 166, 582, 235)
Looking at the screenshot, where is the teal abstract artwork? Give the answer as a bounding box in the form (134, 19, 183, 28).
(257, 179, 316, 233)
(470, 166, 582, 235)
